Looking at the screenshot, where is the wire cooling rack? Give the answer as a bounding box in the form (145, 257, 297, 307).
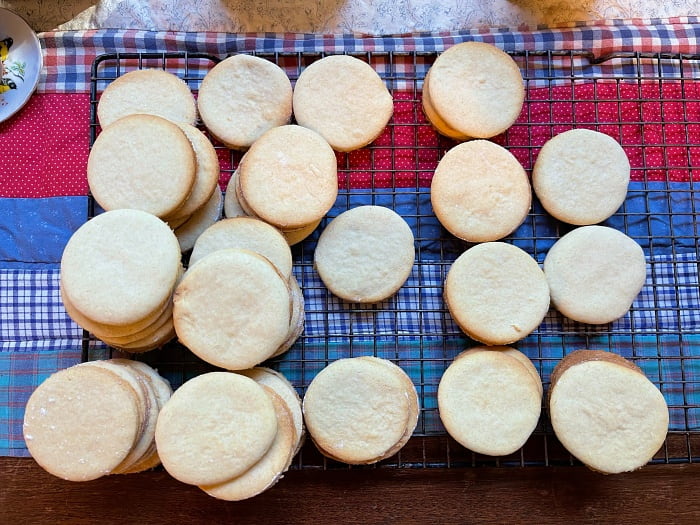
(86, 50, 700, 469)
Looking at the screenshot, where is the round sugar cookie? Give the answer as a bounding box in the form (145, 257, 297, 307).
(543, 226, 646, 324)
(533, 129, 631, 225)
(423, 42, 524, 139)
(314, 206, 415, 303)
(421, 70, 470, 140)
(155, 372, 278, 486)
(549, 350, 669, 474)
(88, 114, 196, 218)
(173, 249, 292, 370)
(97, 68, 197, 128)
(438, 349, 542, 456)
(167, 123, 220, 220)
(197, 54, 293, 150)
(444, 242, 550, 345)
(302, 357, 411, 464)
(201, 387, 296, 501)
(238, 125, 338, 230)
(189, 217, 293, 280)
(174, 187, 223, 253)
(60, 209, 181, 326)
(293, 55, 393, 152)
(456, 346, 543, 397)
(431, 140, 531, 243)
(23, 364, 141, 481)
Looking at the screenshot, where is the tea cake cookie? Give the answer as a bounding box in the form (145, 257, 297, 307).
(314, 206, 415, 303)
(302, 357, 415, 464)
(87, 114, 196, 218)
(60, 209, 181, 327)
(293, 54, 394, 152)
(423, 42, 524, 140)
(238, 125, 338, 231)
(533, 129, 631, 225)
(444, 242, 550, 345)
(455, 346, 543, 397)
(174, 186, 223, 253)
(549, 350, 669, 474)
(155, 372, 278, 486)
(543, 226, 646, 324)
(431, 140, 531, 242)
(189, 217, 293, 280)
(239, 367, 304, 453)
(97, 68, 197, 128)
(438, 348, 542, 456)
(198, 54, 293, 150)
(201, 387, 296, 501)
(167, 123, 220, 221)
(23, 364, 141, 482)
(173, 248, 292, 370)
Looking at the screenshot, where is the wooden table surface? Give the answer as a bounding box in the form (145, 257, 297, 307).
(2, 457, 699, 523)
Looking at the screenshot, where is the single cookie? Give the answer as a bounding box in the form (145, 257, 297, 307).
(548, 350, 669, 474)
(60, 209, 181, 326)
(456, 346, 543, 397)
(314, 206, 415, 303)
(237, 125, 338, 230)
(97, 68, 197, 128)
(293, 55, 394, 152)
(155, 372, 278, 486)
(444, 242, 550, 345)
(167, 123, 220, 220)
(431, 140, 531, 242)
(423, 42, 524, 139)
(438, 348, 542, 456)
(198, 54, 293, 150)
(88, 114, 196, 218)
(23, 364, 141, 482)
(302, 357, 412, 464)
(543, 225, 646, 324)
(189, 217, 293, 280)
(200, 387, 296, 501)
(174, 187, 224, 253)
(533, 129, 631, 225)
(173, 249, 292, 370)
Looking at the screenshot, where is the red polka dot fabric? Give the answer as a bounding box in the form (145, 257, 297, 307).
(2, 83, 699, 198)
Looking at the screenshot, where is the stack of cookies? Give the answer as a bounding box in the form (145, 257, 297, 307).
(155, 371, 303, 501)
(438, 347, 542, 456)
(60, 209, 182, 353)
(173, 247, 302, 370)
(23, 359, 172, 481)
(93, 69, 221, 247)
(302, 357, 419, 464)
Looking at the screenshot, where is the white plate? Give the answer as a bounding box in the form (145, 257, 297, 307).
(0, 7, 42, 123)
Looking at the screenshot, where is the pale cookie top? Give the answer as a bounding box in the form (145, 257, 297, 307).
(197, 54, 293, 150)
(293, 54, 394, 152)
(87, 114, 196, 218)
(201, 387, 296, 501)
(173, 249, 292, 370)
(421, 69, 470, 141)
(431, 140, 531, 243)
(302, 357, 411, 464)
(444, 242, 550, 345)
(155, 372, 278, 486)
(189, 217, 293, 280)
(438, 349, 542, 456)
(238, 125, 338, 229)
(456, 346, 543, 397)
(60, 209, 181, 326)
(543, 225, 646, 324)
(314, 206, 415, 303)
(549, 357, 669, 474)
(23, 364, 141, 482)
(168, 123, 220, 220)
(533, 129, 631, 225)
(97, 69, 197, 128)
(425, 41, 524, 139)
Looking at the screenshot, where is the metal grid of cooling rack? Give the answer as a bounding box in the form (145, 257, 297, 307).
(86, 49, 700, 469)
